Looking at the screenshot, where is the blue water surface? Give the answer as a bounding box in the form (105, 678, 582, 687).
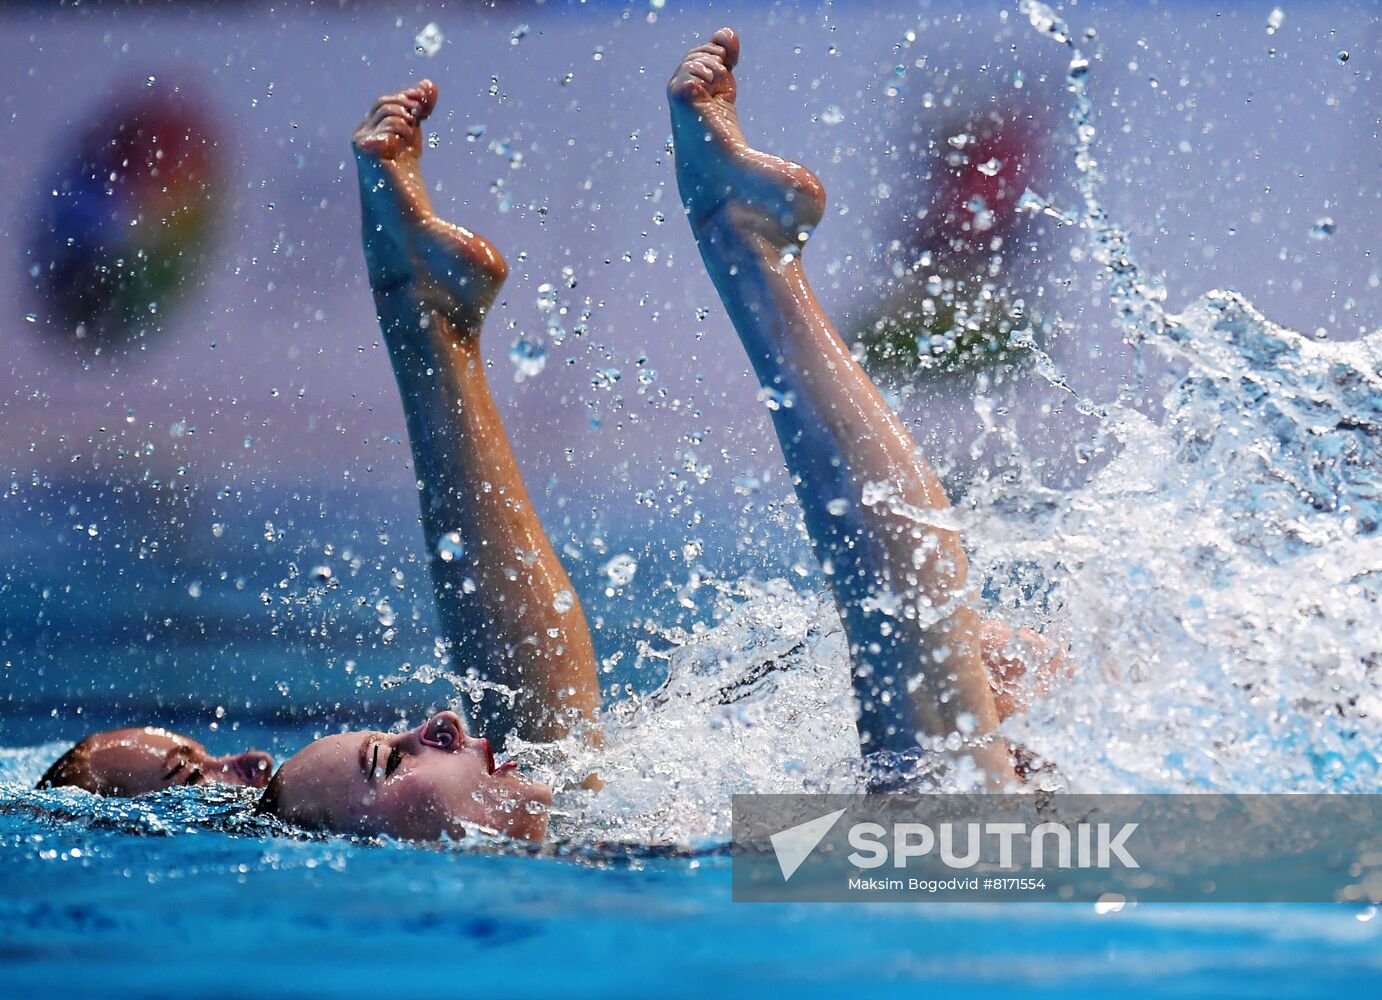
(2, 728, 1378, 999)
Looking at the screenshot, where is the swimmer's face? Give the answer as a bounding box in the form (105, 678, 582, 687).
(38, 727, 275, 797)
(258, 711, 552, 842)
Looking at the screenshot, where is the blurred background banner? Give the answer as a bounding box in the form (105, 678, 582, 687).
(0, 1, 1375, 731)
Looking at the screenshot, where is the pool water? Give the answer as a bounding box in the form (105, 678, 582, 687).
(2, 746, 1378, 998)
(2, 1, 1378, 993)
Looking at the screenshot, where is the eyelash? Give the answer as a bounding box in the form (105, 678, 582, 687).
(163, 761, 203, 786)
(368, 743, 404, 781)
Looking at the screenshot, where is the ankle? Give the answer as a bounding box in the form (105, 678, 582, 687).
(693, 204, 803, 266)
(374, 289, 484, 347)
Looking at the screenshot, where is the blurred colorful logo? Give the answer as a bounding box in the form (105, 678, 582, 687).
(27, 83, 223, 355)
(852, 101, 1056, 380)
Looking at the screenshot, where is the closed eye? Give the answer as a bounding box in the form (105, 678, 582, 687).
(384, 745, 404, 778)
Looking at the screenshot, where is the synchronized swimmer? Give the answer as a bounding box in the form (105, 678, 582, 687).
(38, 28, 1066, 841)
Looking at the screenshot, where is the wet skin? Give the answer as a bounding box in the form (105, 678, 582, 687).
(45, 37, 1068, 828)
(351, 80, 602, 746)
(669, 28, 1034, 784)
(668, 27, 825, 242)
(261, 712, 552, 842)
(38, 727, 273, 797)
(257, 38, 1062, 839)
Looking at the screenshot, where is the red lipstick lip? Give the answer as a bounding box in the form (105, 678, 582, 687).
(478, 737, 496, 774)
(495, 759, 518, 774)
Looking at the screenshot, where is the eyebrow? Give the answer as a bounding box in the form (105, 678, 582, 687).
(358, 734, 373, 777)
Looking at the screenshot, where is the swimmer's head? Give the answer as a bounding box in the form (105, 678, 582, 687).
(37, 727, 275, 796)
(255, 711, 552, 842)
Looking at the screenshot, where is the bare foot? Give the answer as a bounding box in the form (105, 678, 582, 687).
(352, 80, 507, 329)
(668, 28, 826, 247)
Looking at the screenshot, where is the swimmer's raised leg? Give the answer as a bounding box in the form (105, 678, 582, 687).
(670, 30, 1014, 786)
(353, 83, 600, 746)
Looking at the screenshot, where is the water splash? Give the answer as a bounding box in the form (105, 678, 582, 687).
(414, 23, 444, 58)
(548, 1, 1382, 841)
(4, 6, 1379, 852)
(548, 583, 862, 846)
(971, 291, 1382, 793)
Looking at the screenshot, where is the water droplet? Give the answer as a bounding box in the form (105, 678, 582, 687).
(977, 158, 1003, 177)
(826, 498, 850, 516)
(509, 336, 548, 380)
(603, 554, 638, 586)
(757, 386, 796, 411)
(509, 23, 530, 45)
(436, 531, 465, 563)
(24, 313, 37, 324)
(415, 22, 444, 57)
(187, 581, 202, 599)
(820, 105, 844, 126)
(1020, 0, 1071, 44)
(1337, 50, 1350, 64)
(375, 598, 396, 628)
(553, 589, 575, 613)
(311, 565, 333, 583)
(1266, 7, 1285, 35)
(591, 367, 622, 390)
(1309, 217, 1336, 240)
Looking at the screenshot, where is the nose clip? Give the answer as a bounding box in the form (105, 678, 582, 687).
(420, 710, 466, 750)
(227, 750, 275, 788)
